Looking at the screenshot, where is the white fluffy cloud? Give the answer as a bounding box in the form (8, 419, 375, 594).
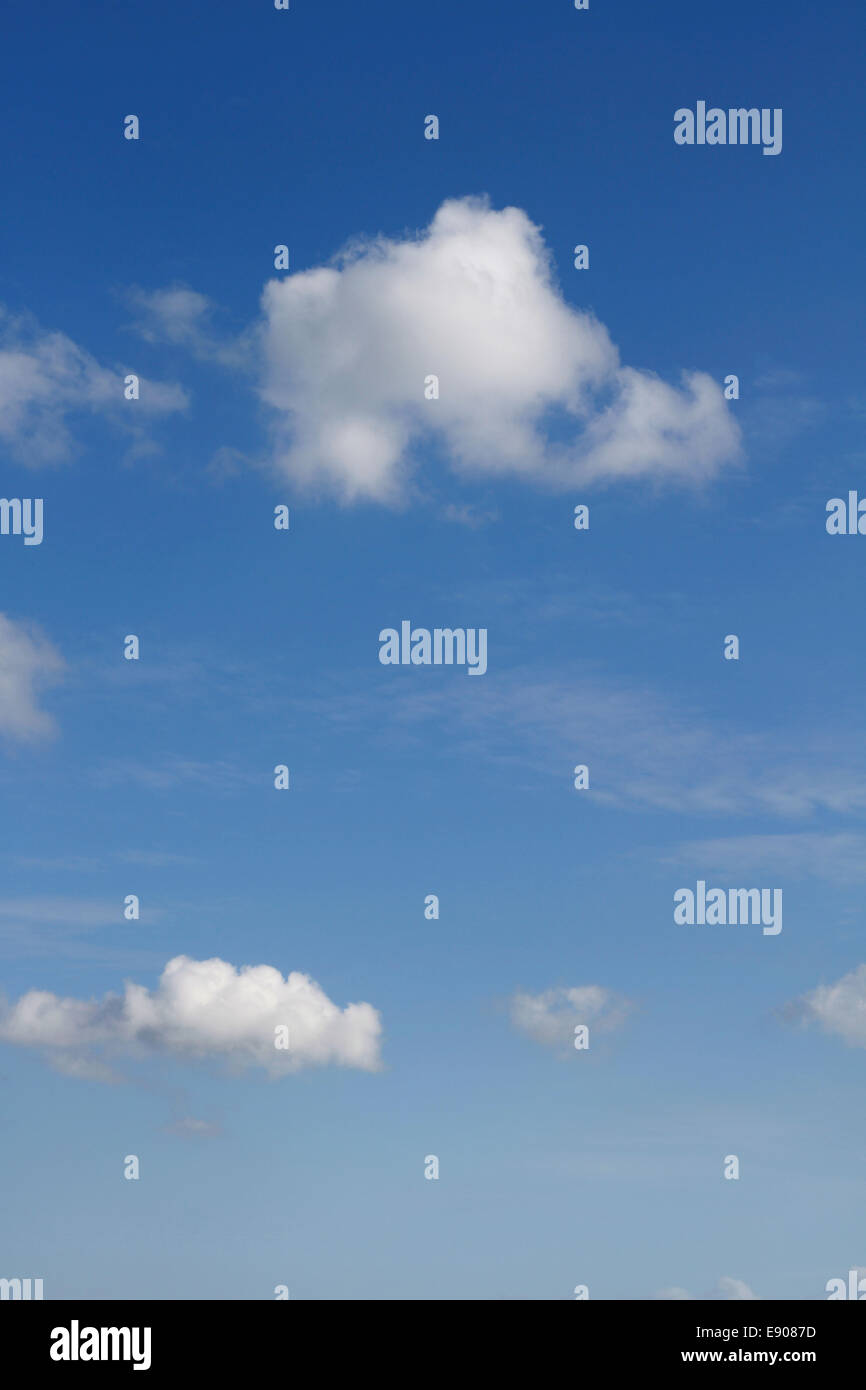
(509, 984, 631, 1051)
(0, 954, 383, 1077)
(792, 964, 866, 1047)
(0, 613, 63, 741)
(259, 196, 740, 502)
(0, 308, 187, 464)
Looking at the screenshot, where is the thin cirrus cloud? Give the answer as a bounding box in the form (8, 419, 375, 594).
(0, 954, 384, 1080)
(0, 897, 123, 927)
(300, 669, 866, 819)
(0, 612, 64, 741)
(509, 985, 632, 1052)
(666, 833, 866, 884)
(0, 306, 188, 465)
(88, 756, 259, 793)
(0, 895, 165, 968)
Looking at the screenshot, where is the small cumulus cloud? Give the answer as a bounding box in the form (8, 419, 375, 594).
(0, 954, 384, 1078)
(784, 964, 866, 1048)
(128, 286, 213, 346)
(509, 984, 632, 1053)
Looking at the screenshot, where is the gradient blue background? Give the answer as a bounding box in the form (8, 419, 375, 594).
(0, 0, 863, 1299)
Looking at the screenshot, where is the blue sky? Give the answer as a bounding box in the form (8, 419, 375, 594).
(0, 0, 864, 1300)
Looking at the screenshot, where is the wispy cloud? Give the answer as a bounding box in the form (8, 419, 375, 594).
(0, 895, 165, 965)
(125, 285, 248, 369)
(296, 668, 866, 819)
(0, 897, 124, 926)
(665, 833, 866, 883)
(0, 306, 187, 465)
(162, 1115, 223, 1140)
(0, 613, 64, 742)
(89, 758, 259, 793)
(5, 850, 201, 872)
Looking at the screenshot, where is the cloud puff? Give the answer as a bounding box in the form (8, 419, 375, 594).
(0, 613, 63, 741)
(0, 308, 187, 465)
(126, 286, 246, 369)
(0, 955, 383, 1077)
(509, 984, 631, 1051)
(128, 286, 213, 346)
(788, 964, 866, 1047)
(258, 196, 740, 502)
(655, 1278, 758, 1300)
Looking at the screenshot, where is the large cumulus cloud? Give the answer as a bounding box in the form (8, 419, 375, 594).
(258, 196, 741, 502)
